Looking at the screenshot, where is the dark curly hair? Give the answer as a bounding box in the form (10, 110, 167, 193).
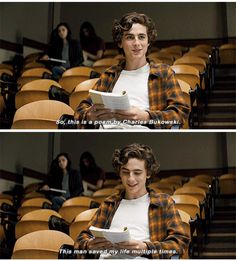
(112, 143, 160, 179)
(112, 12, 157, 54)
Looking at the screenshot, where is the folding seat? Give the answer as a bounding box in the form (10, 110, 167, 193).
(69, 208, 98, 241)
(59, 66, 95, 93)
(69, 78, 99, 110)
(92, 188, 119, 203)
(93, 58, 118, 73)
(11, 100, 74, 129)
(58, 196, 96, 223)
(15, 209, 61, 239)
(11, 230, 74, 259)
(15, 79, 61, 109)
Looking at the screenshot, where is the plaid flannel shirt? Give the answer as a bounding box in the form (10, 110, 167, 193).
(75, 189, 190, 259)
(74, 60, 190, 129)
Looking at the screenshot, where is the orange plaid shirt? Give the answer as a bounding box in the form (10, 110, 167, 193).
(74, 60, 190, 129)
(75, 190, 190, 259)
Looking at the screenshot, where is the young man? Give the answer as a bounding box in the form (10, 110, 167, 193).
(74, 143, 190, 259)
(74, 12, 190, 129)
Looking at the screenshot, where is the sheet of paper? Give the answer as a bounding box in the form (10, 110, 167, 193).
(89, 90, 131, 110)
(89, 226, 131, 243)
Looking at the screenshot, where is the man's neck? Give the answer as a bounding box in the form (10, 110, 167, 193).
(125, 58, 147, 71)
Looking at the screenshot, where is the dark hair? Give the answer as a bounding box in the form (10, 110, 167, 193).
(112, 12, 157, 54)
(112, 143, 160, 178)
(55, 152, 71, 171)
(80, 21, 97, 48)
(56, 22, 72, 41)
(79, 151, 97, 174)
(80, 21, 97, 38)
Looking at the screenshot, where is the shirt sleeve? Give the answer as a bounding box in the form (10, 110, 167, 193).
(144, 197, 190, 259)
(147, 66, 190, 129)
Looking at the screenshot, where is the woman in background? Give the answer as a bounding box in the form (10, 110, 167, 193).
(80, 21, 105, 66)
(41, 152, 84, 211)
(79, 151, 105, 195)
(41, 22, 84, 80)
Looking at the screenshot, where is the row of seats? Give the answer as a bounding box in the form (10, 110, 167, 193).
(0, 173, 235, 258)
(1, 43, 235, 129)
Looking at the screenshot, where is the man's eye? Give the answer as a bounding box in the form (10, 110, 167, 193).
(139, 35, 146, 40)
(126, 35, 133, 40)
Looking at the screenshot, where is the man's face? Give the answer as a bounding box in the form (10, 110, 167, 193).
(119, 158, 149, 200)
(119, 23, 149, 62)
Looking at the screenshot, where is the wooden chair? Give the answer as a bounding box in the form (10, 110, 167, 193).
(160, 176, 183, 189)
(69, 208, 98, 241)
(15, 209, 61, 239)
(22, 62, 45, 72)
(183, 180, 209, 193)
(69, 78, 99, 110)
(103, 179, 121, 188)
(174, 56, 206, 73)
(11, 100, 74, 129)
(24, 182, 44, 194)
(24, 52, 42, 63)
(59, 66, 94, 93)
(0, 68, 13, 77)
(0, 193, 13, 201)
(193, 174, 212, 185)
(58, 196, 94, 223)
(148, 181, 174, 195)
(219, 173, 236, 195)
(17, 68, 52, 89)
(15, 79, 61, 109)
(149, 51, 174, 65)
(0, 63, 14, 72)
(92, 188, 119, 203)
(183, 51, 210, 64)
(160, 47, 182, 59)
(11, 230, 74, 259)
(171, 65, 200, 90)
(103, 49, 119, 58)
(174, 187, 206, 203)
(190, 44, 212, 55)
(219, 43, 236, 64)
(148, 52, 163, 64)
(17, 197, 52, 217)
(172, 195, 202, 257)
(92, 58, 117, 73)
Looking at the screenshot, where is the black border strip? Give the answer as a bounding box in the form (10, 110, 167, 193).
(0, 169, 23, 183)
(23, 167, 47, 181)
(0, 39, 23, 53)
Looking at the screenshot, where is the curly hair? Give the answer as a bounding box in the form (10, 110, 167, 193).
(112, 12, 157, 54)
(112, 143, 160, 178)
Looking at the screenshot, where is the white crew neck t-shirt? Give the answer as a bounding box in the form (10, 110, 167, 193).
(112, 63, 150, 110)
(99, 193, 150, 259)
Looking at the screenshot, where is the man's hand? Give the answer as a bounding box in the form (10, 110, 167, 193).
(87, 237, 114, 251)
(86, 104, 115, 122)
(113, 106, 150, 122)
(114, 240, 148, 256)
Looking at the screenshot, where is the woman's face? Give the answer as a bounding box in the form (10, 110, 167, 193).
(58, 25, 68, 40)
(58, 156, 68, 170)
(82, 158, 90, 167)
(83, 28, 90, 37)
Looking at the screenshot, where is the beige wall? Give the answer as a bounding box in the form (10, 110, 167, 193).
(60, 132, 228, 172)
(60, 2, 229, 42)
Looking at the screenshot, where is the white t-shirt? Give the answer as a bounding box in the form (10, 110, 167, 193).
(100, 193, 150, 259)
(112, 63, 150, 111)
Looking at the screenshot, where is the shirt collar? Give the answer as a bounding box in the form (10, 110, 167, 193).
(105, 58, 164, 78)
(104, 188, 163, 207)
